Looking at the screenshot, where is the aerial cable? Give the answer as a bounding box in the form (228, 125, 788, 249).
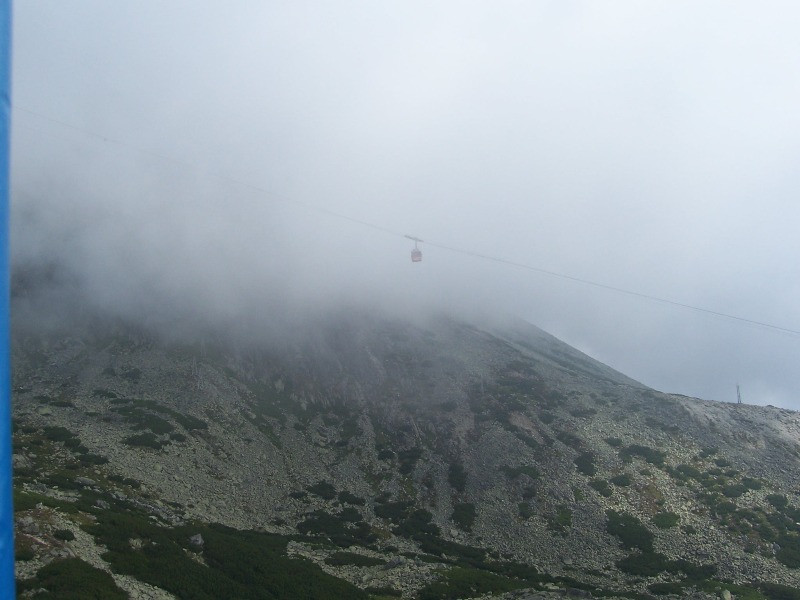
(12, 104, 800, 338)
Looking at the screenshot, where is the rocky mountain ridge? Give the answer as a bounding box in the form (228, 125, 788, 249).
(11, 311, 800, 599)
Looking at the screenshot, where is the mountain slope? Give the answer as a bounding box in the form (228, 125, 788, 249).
(11, 312, 800, 599)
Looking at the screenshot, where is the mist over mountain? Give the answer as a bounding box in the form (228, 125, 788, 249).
(12, 1, 800, 408)
(11, 277, 800, 599)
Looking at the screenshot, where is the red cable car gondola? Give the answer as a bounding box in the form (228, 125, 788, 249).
(406, 235, 423, 263)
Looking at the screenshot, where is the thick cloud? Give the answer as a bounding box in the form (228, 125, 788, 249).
(10, 1, 800, 407)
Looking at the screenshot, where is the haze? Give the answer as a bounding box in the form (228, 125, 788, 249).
(9, 2, 800, 408)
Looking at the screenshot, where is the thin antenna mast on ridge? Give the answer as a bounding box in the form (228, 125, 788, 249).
(737, 384, 742, 404)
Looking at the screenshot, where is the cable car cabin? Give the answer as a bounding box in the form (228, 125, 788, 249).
(411, 248, 422, 262)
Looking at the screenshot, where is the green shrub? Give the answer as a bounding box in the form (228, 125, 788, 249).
(123, 432, 167, 450)
(723, 483, 748, 498)
(674, 464, 702, 479)
(769, 494, 790, 510)
(620, 445, 665, 466)
(616, 551, 668, 576)
(451, 503, 476, 532)
(555, 506, 572, 528)
(502, 465, 540, 479)
(609, 473, 632, 487)
(574, 452, 596, 476)
(338, 491, 366, 505)
(17, 558, 127, 599)
(652, 512, 679, 529)
(398, 447, 422, 475)
(307, 481, 337, 500)
(518, 502, 533, 520)
(589, 479, 613, 497)
(418, 567, 525, 600)
(648, 582, 685, 595)
(53, 529, 75, 541)
(448, 463, 467, 492)
(606, 510, 653, 552)
(759, 581, 800, 600)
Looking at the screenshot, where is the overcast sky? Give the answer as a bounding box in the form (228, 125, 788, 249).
(9, 1, 800, 408)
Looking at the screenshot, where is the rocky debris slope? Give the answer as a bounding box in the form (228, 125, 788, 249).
(11, 313, 800, 599)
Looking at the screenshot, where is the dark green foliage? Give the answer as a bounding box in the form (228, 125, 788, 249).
(170, 432, 187, 442)
(17, 558, 127, 599)
(715, 457, 732, 468)
(574, 452, 596, 476)
(398, 447, 422, 475)
(393, 509, 441, 539)
(86, 504, 368, 599)
(338, 490, 366, 505)
(415, 536, 486, 563)
(92, 389, 118, 398)
(78, 453, 109, 466)
(538, 411, 555, 424)
(174, 412, 208, 431)
(648, 582, 686, 595)
(652, 512, 680, 529)
(616, 551, 669, 576)
(742, 477, 763, 490)
(557, 431, 583, 450)
(448, 462, 467, 492)
(324, 551, 385, 567)
(53, 529, 75, 541)
(375, 500, 414, 523)
(418, 567, 526, 600)
(723, 483, 748, 498)
(502, 465, 540, 480)
(518, 502, 533, 520)
(377, 448, 394, 460)
(674, 464, 702, 479)
(609, 473, 632, 487)
(43, 426, 76, 443)
(365, 586, 402, 597)
(776, 535, 800, 568)
(452, 503, 476, 532)
(307, 481, 337, 500)
(768, 494, 789, 510)
(339, 507, 362, 522)
(760, 582, 800, 600)
(297, 510, 377, 547)
(123, 432, 167, 450)
(699, 446, 718, 458)
(108, 474, 141, 489)
(589, 479, 613, 497)
(550, 506, 572, 531)
(620, 444, 665, 466)
(606, 510, 653, 552)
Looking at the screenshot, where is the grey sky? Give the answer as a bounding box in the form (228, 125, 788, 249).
(9, 1, 800, 408)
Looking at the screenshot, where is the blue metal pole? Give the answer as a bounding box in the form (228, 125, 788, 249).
(0, 0, 13, 597)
